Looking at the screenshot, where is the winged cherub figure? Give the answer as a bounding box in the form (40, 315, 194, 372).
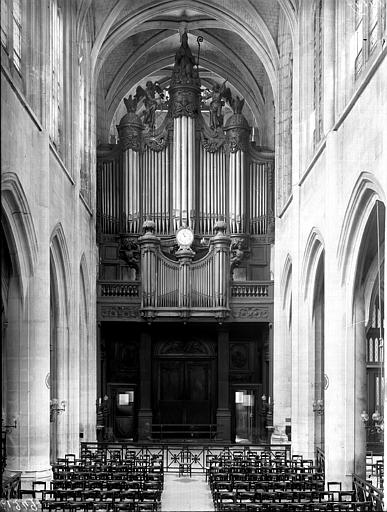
(135, 81, 164, 131)
(207, 80, 232, 130)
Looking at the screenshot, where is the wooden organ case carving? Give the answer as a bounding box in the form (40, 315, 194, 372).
(97, 34, 274, 324)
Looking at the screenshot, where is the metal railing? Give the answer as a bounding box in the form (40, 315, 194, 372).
(352, 473, 384, 510)
(80, 442, 291, 473)
(315, 446, 325, 474)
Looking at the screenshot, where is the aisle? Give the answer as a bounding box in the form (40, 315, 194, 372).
(161, 473, 215, 511)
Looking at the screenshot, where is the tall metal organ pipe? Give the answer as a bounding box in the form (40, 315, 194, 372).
(172, 116, 195, 229)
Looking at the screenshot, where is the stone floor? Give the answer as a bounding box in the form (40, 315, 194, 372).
(161, 473, 215, 511)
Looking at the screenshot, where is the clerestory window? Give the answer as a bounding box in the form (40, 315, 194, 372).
(354, 0, 386, 78)
(1, 0, 23, 75)
(49, 0, 64, 153)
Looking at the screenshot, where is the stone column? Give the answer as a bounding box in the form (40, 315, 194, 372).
(138, 331, 152, 442)
(324, 131, 351, 488)
(216, 328, 231, 442)
(5, 138, 51, 485)
(353, 293, 367, 478)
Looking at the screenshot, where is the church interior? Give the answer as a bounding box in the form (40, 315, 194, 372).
(1, 0, 386, 509)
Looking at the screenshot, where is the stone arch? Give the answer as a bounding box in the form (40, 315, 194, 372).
(300, 228, 325, 454)
(1, 172, 38, 299)
(92, 0, 279, 102)
(49, 223, 72, 460)
(79, 253, 92, 440)
(273, 254, 293, 434)
(301, 228, 325, 302)
(280, 254, 292, 309)
(338, 172, 385, 288)
(338, 174, 385, 475)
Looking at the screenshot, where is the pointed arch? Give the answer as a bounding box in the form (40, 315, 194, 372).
(301, 228, 325, 301)
(79, 253, 90, 324)
(50, 222, 71, 322)
(281, 253, 293, 310)
(337, 172, 386, 286)
(1, 172, 38, 298)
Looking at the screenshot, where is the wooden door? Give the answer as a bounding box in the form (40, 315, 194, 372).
(108, 384, 136, 440)
(157, 359, 212, 425)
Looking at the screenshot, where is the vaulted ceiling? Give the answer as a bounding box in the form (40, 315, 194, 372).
(82, 0, 298, 147)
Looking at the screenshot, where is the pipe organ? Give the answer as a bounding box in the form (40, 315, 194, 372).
(97, 33, 274, 321)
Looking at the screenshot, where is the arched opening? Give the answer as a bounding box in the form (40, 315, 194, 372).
(49, 229, 71, 460)
(352, 200, 385, 475)
(312, 253, 324, 452)
(49, 257, 59, 463)
(79, 260, 91, 441)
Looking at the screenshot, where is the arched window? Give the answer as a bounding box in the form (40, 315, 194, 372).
(313, 0, 323, 147)
(50, 0, 64, 153)
(79, 13, 93, 204)
(1, 0, 22, 74)
(354, 0, 387, 78)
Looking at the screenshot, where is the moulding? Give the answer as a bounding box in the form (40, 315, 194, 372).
(79, 192, 93, 217)
(299, 139, 327, 187)
(277, 193, 293, 219)
(49, 143, 75, 186)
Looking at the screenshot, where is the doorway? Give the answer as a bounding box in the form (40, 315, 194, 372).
(232, 385, 262, 443)
(107, 384, 137, 440)
(156, 359, 213, 424)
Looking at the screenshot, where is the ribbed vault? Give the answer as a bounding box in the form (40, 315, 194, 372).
(87, 0, 296, 146)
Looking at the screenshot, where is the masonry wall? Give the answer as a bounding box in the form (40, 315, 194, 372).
(273, 1, 387, 488)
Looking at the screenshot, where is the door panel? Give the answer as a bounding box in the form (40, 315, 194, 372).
(157, 359, 213, 426)
(108, 385, 136, 440)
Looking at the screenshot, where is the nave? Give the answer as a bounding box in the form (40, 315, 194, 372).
(3, 444, 383, 511)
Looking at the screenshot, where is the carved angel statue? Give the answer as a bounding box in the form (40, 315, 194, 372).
(230, 95, 245, 114)
(123, 94, 138, 113)
(206, 80, 232, 130)
(135, 81, 165, 131)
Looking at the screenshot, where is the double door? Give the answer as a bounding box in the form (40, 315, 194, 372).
(155, 359, 214, 425)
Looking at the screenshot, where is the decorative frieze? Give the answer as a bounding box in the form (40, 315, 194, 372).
(232, 307, 270, 320)
(100, 305, 140, 319)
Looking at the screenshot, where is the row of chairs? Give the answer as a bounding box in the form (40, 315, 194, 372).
(21, 451, 164, 512)
(208, 454, 374, 512)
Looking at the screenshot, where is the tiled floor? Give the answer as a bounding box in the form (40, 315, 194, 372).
(161, 473, 215, 511)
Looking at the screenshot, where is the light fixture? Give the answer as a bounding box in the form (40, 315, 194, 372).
(313, 399, 324, 416)
(50, 398, 66, 422)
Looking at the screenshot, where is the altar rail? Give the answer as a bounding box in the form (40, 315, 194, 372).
(80, 443, 291, 473)
(352, 473, 384, 510)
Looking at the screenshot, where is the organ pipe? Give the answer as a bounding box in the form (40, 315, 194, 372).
(172, 116, 196, 229)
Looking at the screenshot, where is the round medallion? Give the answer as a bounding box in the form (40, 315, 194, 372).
(45, 372, 50, 389)
(323, 373, 329, 390)
(176, 226, 194, 247)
